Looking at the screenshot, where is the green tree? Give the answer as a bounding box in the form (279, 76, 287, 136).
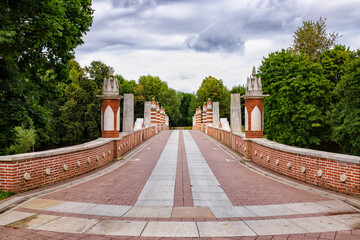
(0, 0, 93, 69)
(85, 61, 110, 88)
(196, 76, 230, 119)
(320, 45, 353, 86)
(0, 0, 94, 154)
(163, 88, 181, 127)
(135, 75, 167, 102)
(8, 126, 36, 154)
(59, 60, 101, 144)
(177, 93, 196, 126)
(134, 75, 181, 127)
(292, 17, 339, 60)
(258, 49, 332, 147)
(330, 55, 360, 155)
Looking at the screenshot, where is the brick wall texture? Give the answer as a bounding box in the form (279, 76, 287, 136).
(0, 126, 159, 193)
(199, 125, 360, 197)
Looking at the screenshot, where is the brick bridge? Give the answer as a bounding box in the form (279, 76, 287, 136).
(0, 68, 359, 239)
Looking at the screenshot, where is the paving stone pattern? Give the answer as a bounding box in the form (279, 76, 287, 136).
(42, 131, 172, 205)
(0, 130, 359, 239)
(189, 130, 329, 205)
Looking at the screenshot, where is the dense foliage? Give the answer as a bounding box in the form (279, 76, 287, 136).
(330, 54, 360, 155)
(0, 0, 94, 155)
(259, 18, 359, 155)
(196, 76, 231, 120)
(259, 50, 332, 147)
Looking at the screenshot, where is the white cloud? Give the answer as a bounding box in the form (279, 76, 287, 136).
(75, 0, 360, 93)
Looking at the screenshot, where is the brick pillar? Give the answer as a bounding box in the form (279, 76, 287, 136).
(244, 98, 264, 138)
(97, 68, 122, 138)
(202, 102, 207, 124)
(242, 66, 269, 138)
(195, 107, 201, 129)
(206, 98, 213, 126)
(150, 98, 157, 126)
(156, 102, 160, 126)
(160, 106, 165, 125)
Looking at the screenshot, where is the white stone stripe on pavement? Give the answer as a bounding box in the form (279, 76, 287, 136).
(183, 130, 247, 217)
(134, 130, 179, 206)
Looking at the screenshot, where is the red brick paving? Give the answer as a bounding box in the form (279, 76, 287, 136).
(189, 130, 329, 206)
(41, 131, 172, 205)
(174, 130, 194, 207)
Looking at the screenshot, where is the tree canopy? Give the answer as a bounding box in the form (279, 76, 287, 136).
(196, 76, 230, 120)
(259, 49, 332, 147)
(0, 0, 94, 155)
(330, 55, 360, 155)
(259, 17, 359, 155)
(292, 17, 339, 60)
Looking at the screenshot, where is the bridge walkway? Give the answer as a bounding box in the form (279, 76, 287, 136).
(0, 130, 359, 239)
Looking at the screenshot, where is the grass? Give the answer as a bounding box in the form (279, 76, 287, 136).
(0, 190, 14, 201)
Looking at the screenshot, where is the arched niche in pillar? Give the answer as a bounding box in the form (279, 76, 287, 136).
(116, 106, 120, 131)
(251, 106, 261, 131)
(104, 106, 114, 131)
(245, 107, 248, 131)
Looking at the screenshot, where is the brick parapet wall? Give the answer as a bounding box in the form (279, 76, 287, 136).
(199, 126, 360, 197)
(0, 126, 159, 193)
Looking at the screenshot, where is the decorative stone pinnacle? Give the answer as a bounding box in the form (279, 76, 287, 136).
(109, 68, 114, 77)
(252, 66, 256, 76)
(102, 67, 119, 96)
(246, 66, 263, 96)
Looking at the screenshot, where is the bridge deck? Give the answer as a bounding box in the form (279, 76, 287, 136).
(0, 130, 359, 239)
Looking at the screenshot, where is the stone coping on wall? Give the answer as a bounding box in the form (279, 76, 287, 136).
(250, 138, 360, 164)
(0, 138, 114, 162)
(0, 127, 155, 162)
(227, 129, 360, 165)
(232, 131, 245, 138)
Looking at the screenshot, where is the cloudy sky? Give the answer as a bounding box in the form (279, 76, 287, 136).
(75, 0, 360, 93)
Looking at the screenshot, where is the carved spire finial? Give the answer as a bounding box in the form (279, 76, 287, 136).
(245, 66, 263, 96)
(109, 67, 114, 77)
(102, 67, 119, 95)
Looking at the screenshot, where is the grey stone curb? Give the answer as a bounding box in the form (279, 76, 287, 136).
(0, 131, 164, 214)
(199, 131, 360, 211)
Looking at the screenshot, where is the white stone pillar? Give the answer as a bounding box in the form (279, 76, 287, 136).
(123, 94, 134, 132)
(231, 94, 242, 132)
(144, 101, 151, 128)
(213, 102, 220, 128)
